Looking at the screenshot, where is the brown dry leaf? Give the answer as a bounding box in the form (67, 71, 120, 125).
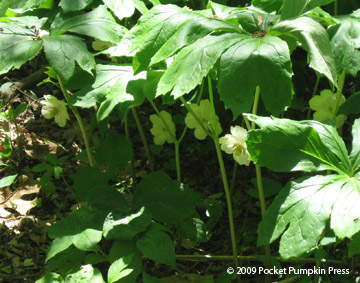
(0, 183, 40, 216)
(24, 133, 58, 161)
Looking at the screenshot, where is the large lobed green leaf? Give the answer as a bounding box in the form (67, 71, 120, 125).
(350, 118, 360, 173)
(249, 116, 360, 258)
(252, 0, 284, 13)
(0, 22, 42, 75)
(51, 5, 125, 43)
(271, 16, 338, 86)
(330, 19, 360, 77)
(157, 33, 240, 99)
(246, 115, 349, 173)
(59, 0, 94, 12)
(257, 175, 346, 259)
(43, 34, 95, 82)
(88, 64, 146, 122)
(150, 15, 239, 67)
(281, 0, 335, 20)
(129, 4, 240, 73)
(129, 4, 199, 73)
(218, 35, 293, 117)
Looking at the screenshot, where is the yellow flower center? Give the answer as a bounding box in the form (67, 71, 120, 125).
(233, 143, 246, 155)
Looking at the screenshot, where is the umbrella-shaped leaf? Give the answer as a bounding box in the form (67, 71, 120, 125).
(156, 33, 240, 99)
(150, 14, 239, 67)
(281, 0, 335, 20)
(330, 19, 360, 77)
(59, 0, 94, 12)
(0, 22, 42, 75)
(350, 118, 360, 172)
(43, 34, 95, 82)
(218, 35, 293, 117)
(258, 175, 346, 259)
(246, 115, 348, 173)
(89, 64, 146, 121)
(130, 4, 224, 73)
(330, 179, 360, 238)
(51, 5, 125, 43)
(271, 16, 337, 86)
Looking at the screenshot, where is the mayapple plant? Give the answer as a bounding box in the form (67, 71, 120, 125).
(246, 114, 360, 259)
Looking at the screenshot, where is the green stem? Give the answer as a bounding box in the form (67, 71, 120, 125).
(307, 72, 321, 120)
(172, 254, 352, 265)
(213, 138, 239, 269)
(334, 0, 338, 16)
(125, 113, 136, 181)
(251, 86, 261, 130)
(131, 107, 154, 172)
(208, 77, 219, 136)
(180, 87, 239, 270)
(243, 116, 251, 131)
(175, 143, 181, 182)
(196, 80, 205, 104)
(252, 86, 271, 281)
(57, 75, 95, 167)
(146, 97, 181, 180)
(207, 77, 239, 271)
(332, 70, 346, 121)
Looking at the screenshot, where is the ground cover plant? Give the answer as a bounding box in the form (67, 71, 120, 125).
(1, 0, 360, 282)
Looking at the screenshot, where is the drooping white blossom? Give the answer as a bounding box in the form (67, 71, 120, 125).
(41, 95, 69, 127)
(219, 126, 250, 166)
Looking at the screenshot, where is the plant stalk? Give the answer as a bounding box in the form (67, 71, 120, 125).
(334, 0, 338, 15)
(251, 86, 261, 130)
(213, 138, 239, 269)
(57, 75, 95, 167)
(175, 143, 181, 182)
(207, 77, 239, 273)
(131, 107, 154, 172)
(180, 87, 239, 272)
(252, 86, 271, 282)
(332, 70, 346, 121)
(147, 97, 181, 180)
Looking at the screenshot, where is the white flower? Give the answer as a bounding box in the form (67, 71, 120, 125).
(219, 126, 250, 166)
(184, 99, 222, 140)
(150, 110, 176, 145)
(41, 95, 69, 127)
